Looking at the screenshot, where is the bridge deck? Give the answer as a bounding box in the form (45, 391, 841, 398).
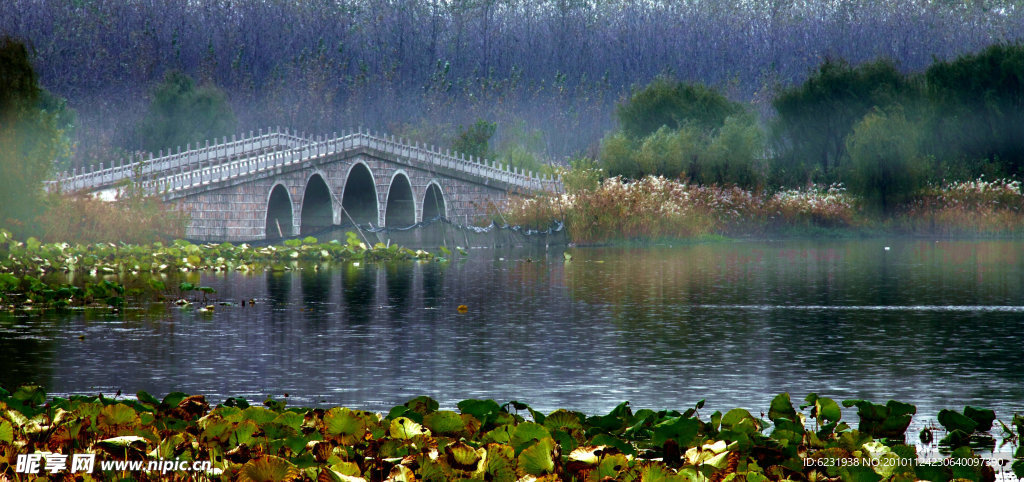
(48, 127, 562, 197)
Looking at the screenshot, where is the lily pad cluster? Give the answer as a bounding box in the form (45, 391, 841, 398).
(0, 229, 441, 309)
(0, 387, 1020, 481)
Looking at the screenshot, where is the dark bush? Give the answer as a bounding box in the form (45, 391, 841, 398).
(0, 37, 64, 233)
(451, 119, 496, 161)
(616, 77, 742, 139)
(138, 70, 236, 154)
(772, 59, 917, 180)
(845, 109, 926, 213)
(924, 43, 1024, 175)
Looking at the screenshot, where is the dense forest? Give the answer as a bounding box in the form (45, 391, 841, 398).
(3, 0, 1024, 169)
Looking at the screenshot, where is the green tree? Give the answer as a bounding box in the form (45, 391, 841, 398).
(845, 109, 925, 213)
(0, 37, 65, 232)
(139, 70, 236, 153)
(451, 119, 496, 161)
(925, 43, 1024, 175)
(601, 78, 765, 187)
(616, 77, 742, 139)
(772, 59, 916, 180)
(701, 114, 765, 188)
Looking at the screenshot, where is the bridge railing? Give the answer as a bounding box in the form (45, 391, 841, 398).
(353, 131, 562, 193)
(52, 126, 563, 197)
(143, 128, 562, 196)
(47, 127, 310, 193)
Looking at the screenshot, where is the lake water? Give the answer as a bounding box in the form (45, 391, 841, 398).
(2, 238, 1022, 439)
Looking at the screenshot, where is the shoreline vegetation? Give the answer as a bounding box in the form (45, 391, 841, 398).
(0, 386, 1020, 481)
(500, 176, 1024, 245)
(0, 229, 449, 312)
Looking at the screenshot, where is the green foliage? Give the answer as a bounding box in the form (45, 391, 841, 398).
(0, 386, 1016, 481)
(772, 59, 916, 179)
(561, 156, 605, 193)
(600, 118, 765, 188)
(0, 233, 440, 310)
(844, 109, 926, 213)
(616, 76, 742, 139)
(841, 398, 916, 440)
(495, 120, 546, 173)
(138, 70, 236, 153)
(697, 113, 765, 188)
(451, 118, 496, 161)
(601, 77, 764, 187)
(0, 37, 65, 233)
(924, 43, 1024, 175)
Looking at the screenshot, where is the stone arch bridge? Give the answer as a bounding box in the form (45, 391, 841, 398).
(50, 128, 562, 242)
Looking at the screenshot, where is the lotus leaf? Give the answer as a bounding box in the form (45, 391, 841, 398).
(404, 395, 439, 416)
(594, 452, 631, 479)
(637, 462, 688, 482)
(938, 409, 977, 433)
(457, 398, 504, 426)
(517, 436, 557, 477)
(273, 411, 304, 431)
(483, 423, 514, 444)
(652, 416, 701, 448)
(0, 420, 12, 443)
(590, 433, 636, 456)
(544, 409, 585, 433)
(768, 393, 798, 424)
(389, 416, 430, 439)
(240, 406, 278, 424)
(511, 421, 552, 452)
(325, 407, 369, 444)
(684, 440, 729, 468)
(95, 435, 149, 456)
(962, 406, 995, 432)
(11, 385, 46, 407)
(843, 399, 915, 439)
(237, 454, 302, 482)
(423, 410, 467, 436)
(99, 403, 140, 427)
(231, 420, 260, 446)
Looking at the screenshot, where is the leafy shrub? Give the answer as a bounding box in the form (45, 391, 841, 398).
(844, 109, 926, 212)
(138, 70, 236, 153)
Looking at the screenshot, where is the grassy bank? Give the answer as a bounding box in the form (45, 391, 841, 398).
(502, 177, 1024, 245)
(0, 386, 1020, 481)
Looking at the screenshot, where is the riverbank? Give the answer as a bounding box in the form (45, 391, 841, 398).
(502, 176, 1024, 245)
(0, 385, 1019, 481)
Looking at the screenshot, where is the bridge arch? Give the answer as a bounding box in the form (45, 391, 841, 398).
(421, 181, 446, 222)
(385, 171, 416, 228)
(300, 172, 334, 235)
(341, 162, 378, 226)
(265, 183, 294, 240)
